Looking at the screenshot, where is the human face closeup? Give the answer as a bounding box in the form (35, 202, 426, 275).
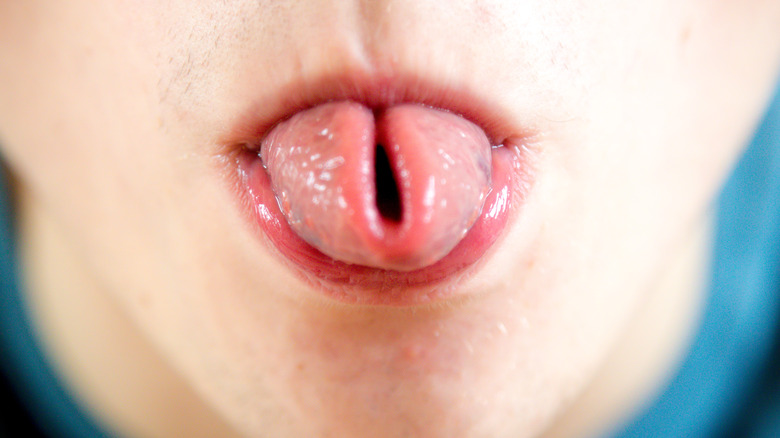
(1, 1, 780, 437)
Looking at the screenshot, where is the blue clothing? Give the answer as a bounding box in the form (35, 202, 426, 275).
(1, 86, 779, 437)
(0, 191, 109, 433)
(614, 86, 780, 437)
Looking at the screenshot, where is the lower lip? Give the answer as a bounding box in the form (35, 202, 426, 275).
(234, 114, 531, 306)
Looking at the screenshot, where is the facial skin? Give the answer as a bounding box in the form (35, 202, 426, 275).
(1, 1, 780, 437)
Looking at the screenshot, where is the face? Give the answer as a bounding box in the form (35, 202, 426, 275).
(1, 1, 779, 437)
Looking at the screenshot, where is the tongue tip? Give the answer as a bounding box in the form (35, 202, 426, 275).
(343, 210, 481, 272)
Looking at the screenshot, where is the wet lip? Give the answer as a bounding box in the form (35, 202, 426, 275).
(223, 75, 536, 306)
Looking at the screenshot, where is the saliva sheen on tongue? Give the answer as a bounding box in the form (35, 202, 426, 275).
(261, 101, 493, 271)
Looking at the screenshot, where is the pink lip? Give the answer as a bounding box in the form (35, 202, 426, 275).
(224, 77, 536, 306)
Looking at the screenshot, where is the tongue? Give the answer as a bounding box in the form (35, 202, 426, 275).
(261, 101, 492, 271)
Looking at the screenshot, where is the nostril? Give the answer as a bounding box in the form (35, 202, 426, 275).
(374, 144, 403, 223)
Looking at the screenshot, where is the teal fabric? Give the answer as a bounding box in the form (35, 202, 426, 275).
(0, 84, 779, 437)
(614, 85, 780, 437)
(0, 174, 108, 437)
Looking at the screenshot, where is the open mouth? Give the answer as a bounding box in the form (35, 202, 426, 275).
(228, 79, 536, 305)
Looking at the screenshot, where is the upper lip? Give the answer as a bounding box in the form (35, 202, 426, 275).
(217, 69, 535, 153)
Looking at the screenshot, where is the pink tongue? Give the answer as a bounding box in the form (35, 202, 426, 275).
(261, 101, 492, 271)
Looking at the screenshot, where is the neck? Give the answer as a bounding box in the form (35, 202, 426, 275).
(541, 217, 711, 437)
(17, 188, 241, 438)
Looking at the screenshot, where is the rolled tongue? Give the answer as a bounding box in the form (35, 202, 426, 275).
(261, 101, 492, 271)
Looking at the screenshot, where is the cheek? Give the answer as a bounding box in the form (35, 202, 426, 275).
(0, 2, 167, 227)
(0, 0, 239, 365)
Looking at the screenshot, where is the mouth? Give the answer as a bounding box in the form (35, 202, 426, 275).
(223, 74, 536, 306)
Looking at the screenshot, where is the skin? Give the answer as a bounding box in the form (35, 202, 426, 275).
(1, 1, 780, 437)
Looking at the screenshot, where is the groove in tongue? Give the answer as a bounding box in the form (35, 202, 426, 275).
(261, 101, 492, 271)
